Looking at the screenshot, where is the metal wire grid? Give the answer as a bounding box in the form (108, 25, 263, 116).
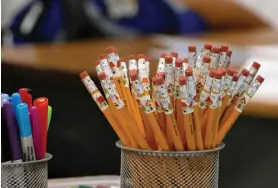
(1, 153, 52, 188)
(117, 142, 225, 188)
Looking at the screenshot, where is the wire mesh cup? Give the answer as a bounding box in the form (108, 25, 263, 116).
(1, 153, 52, 188)
(116, 141, 225, 188)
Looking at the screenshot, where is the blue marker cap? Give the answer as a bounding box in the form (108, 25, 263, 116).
(1, 94, 10, 107)
(11, 93, 22, 113)
(16, 103, 32, 137)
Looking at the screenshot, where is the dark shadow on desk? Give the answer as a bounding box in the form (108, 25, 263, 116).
(2, 63, 278, 188)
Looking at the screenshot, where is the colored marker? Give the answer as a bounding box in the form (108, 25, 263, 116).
(1, 93, 10, 107)
(2, 99, 11, 163)
(3, 102, 23, 162)
(34, 97, 48, 158)
(16, 103, 36, 161)
(19, 88, 33, 109)
(11, 93, 22, 115)
(48, 105, 52, 130)
(30, 106, 44, 160)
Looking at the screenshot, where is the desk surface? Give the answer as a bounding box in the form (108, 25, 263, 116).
(2, 29, 278, 118)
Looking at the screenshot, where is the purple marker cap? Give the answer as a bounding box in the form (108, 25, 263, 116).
(30, 106, 44, 160)
(3, 102, 23, 161)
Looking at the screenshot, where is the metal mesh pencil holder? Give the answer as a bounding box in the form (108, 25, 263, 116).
(1, 153, 52, 188)
(116, 141, 225, 188)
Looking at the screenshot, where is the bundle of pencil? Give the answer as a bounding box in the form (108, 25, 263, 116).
(80, 44, 264, 151)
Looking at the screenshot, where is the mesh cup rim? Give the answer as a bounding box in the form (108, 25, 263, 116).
(116, 141, 225, 155)
(1, 153, 53, 167)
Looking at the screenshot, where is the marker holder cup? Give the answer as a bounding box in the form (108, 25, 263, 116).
(116, 141, 225, 188)
(1, 153, 52, 188)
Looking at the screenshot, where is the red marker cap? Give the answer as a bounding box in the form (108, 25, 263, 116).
(95, 60, 100, 66)
(241, 68, 250, 77)
(156, 76, 164, 85)
(106, 46, 117, 54)
(202, 55, 211, 63)
(209, 68, 216, 77)
(221, 44, 229, 52)
(211, 46, 221, 53)
(129, 70, 138, 81)
(99, 54, 107, 60)
(165, 55, 173, 64)
(179, 76, 187, 85)
(204, 43, 212, 50)
(160, 53, 167, 58)
(232, 74, 240, 82)
(188, 45, 196, 52)
(252, 61, 261, 69)
(227, 50, 232, 57)
(137, 54, 146, 59)
(157, 72, 166, 79)
(175, 58, 183, 67)
(183, 58, 188, 63)
(215, 70, 222, 79)
(128, 55, 136, 60)
(227, 68, 236, 76)
(120, 57, 125, 62)
(256, 75, 264, 83)
(185, 67, 193, 77)
(171, 52, 178, 58)
(98, 72, 107, 80)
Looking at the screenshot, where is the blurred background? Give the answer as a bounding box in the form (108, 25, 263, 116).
(2, 0, 278, 187)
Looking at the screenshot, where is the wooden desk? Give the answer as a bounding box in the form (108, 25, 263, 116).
(2, 29, 278, 118)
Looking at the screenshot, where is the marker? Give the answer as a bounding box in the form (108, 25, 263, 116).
(48, 105, 52, 130)
(3, 102, 23, 162)
(34, 97, 48, 158)
(1, 93, 10, 107)
(2, 99, 11, 163)
(19, 88, 33, 109)
(16, 103, 36, 161)
(30, 107, 44, 160)
(11, 93, 22, 115)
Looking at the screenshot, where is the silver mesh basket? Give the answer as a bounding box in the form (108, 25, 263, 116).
(116, 142, 225, 188)
(1, 153, 52, 188)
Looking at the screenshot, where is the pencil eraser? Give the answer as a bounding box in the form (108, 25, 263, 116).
(79, 71, 89, 79)
(215, 70, 222, 79)
(183, 58, 188, 63)
(227, 68, 236, 76)
(129, 70, 138, 81)
(97, 96, 105, 103)
(185, 67, 193, 77)
(146, 56, 150, 62)
(227, 50, 232, 57)
(171, 52, 178, 58)
(209, 68, 216, 77)
(232, 74, 240, 82)
(218, 67, 226, 76)
(156, 76, 164, 85)
(221, 44, 229, 52)
(160, 53, 167, 58)
(175, 58, 183, 67)
(204, 43, 212, 50)
(211, 46, 221, 54)
(157, 72, 166, 79)
(95, 60, 100, 66)
(241, 68, 250, 77)
(137, 54, 146, 59)
(179, 76, 187, 85)
(99, 54, 107, 60)
(165, 55, 173, 64)
(256, 75, 264, 83)
(120, 57, 126, 62)
(252, 61, 261, 69)
(188, 45, 196, 52)
(202, 55, 211, 63)
(98, 72, 107, 80)
(128, 55, 136, 60)
(106, 46, 116, 54)
(152, 76, 157, 84)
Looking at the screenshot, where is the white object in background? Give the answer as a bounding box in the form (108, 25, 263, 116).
(234, 0, 278, 29)
(48, 175, 120, 188)
(242, 56, 278, 104)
